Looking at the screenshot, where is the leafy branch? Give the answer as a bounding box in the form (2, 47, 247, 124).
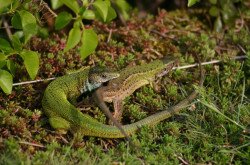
(0, 0, 131, 94)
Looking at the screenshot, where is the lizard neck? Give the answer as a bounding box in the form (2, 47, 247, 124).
(81, 79, 102, 94)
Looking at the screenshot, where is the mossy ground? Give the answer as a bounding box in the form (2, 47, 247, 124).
(0, 9, 250, 164)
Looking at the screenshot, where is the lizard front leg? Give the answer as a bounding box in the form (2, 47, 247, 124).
(108, 99, 123, 124)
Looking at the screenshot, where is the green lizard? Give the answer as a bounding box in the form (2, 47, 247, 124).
(42, 66, 120, 134)
(94, 57, 178, 122)
(43, 59, 204, 138)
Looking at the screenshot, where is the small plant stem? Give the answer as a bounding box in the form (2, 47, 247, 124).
(13, 78, 55, 86)
(19, 141, 45, 148)
(2, 16, 12, 40)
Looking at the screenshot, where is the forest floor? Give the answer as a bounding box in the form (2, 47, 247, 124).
(0, 9, 249, 164)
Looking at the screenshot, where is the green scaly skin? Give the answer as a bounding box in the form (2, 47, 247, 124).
(42, 66, 120, 134)
(43, 60, 204, 138)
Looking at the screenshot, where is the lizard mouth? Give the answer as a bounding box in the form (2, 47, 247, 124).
(102, 81, 109, 86)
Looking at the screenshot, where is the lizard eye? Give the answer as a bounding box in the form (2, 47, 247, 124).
(101, 74, 107, 79)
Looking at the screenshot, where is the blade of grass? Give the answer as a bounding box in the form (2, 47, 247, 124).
(238, 77, 245, 122)
(198, 99, 246, 130)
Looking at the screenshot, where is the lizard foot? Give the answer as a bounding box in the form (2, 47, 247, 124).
(49, 117, 70, 134)
(108, 110, 123, 125)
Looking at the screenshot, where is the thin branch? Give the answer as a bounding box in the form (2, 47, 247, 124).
(107, 29, 112, 43)
(172, 55, 247, 70)
(174, 153, 189, 165)
(2, 16, 12, 40)
(13, 77, 55, 86)
(12, 55, 247, 87)
(237, 44, 246, 54)
(19, 141, 45, 148)
(150, 29, 178, 41)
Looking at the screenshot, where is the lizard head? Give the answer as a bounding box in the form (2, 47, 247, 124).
(88, 66, 120, 87)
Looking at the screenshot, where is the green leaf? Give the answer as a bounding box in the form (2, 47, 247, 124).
(11, 12, 22, 29)
(0, 54, 6, 61)
(0, 69, 13, 94)
(64, 27, 82, 52)
(51, 0, 63, 10)
(93, 0, 109, 22)
(0, 61, 6, 69)
(80, 28, 98, 59)
(38, 27, 49, 38)
(106, 6, 117, 22)
(55, 11, 72, 30)
(209, 0, 217, 4)
(10, 0, 21, 11)
(13, 31, 24, 39)
(214, 16, 223, 32)
(59, 0, 79, 14)
(18, 10, 38, 43)
(79, 7, 86, 16)
(82, 10, 95, 20)
(6, 59, 16, 75)
(20, 50, 39, 80)
(114, 0, 131, 20)
(0, 0, 13, 12)
(115, 0, 130, 10)
(209, 6, 219, 17)
(221, 2, 237, 24)
(0, 38, 13, 52)
(187, 0, 200, 7)
(11, 33, 22, 51)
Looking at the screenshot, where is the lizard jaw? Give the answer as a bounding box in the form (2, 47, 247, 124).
(80, 79, 102, 94)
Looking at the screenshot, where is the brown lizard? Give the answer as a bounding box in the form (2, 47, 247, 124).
(94, 57, 178, 123)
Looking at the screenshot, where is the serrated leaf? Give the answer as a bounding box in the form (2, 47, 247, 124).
(80, 28, 98, 59)
(59, 0, 79, 14)
(55, 11, 72, 30)
(93, 0, 109, 22)
(0, 38, 13, 52)
(0, 69, 13, 94)
(18, 10, 37, 43)
(20, 50, 39, 80)
(64, 27, 82, 52)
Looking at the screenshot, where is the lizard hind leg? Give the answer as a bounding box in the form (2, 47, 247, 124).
(49, 117, 71, 134)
